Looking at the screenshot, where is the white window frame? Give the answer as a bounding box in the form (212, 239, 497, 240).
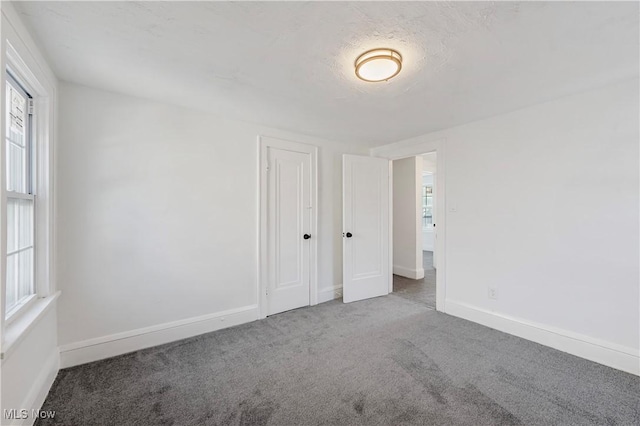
(422, 175, 434, 231)
(4, 70, 37, 323)
(0, 24, 56, 357)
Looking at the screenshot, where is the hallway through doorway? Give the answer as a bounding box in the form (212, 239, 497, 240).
(393, 251, 436, 308)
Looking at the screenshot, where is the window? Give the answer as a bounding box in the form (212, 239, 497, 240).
(5, 72, 35, 319)
(422, 184, 433, 229)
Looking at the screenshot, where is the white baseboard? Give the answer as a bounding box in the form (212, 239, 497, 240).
(4, 350, 60, 426)
(59, 305, 259, 368)
(393, 265, 425, 280)
(445, 299, 639, 376)
(318, 285, 343, 303)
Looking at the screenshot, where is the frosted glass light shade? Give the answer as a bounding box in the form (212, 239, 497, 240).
(355, 49, 402, 82)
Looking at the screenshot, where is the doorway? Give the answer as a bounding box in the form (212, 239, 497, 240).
(259, 136, 318, 317)
(391, 152, 437, 308)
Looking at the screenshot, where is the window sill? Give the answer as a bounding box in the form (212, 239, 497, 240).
(5, 293, 38, 325)
(1, 291, 60, 362)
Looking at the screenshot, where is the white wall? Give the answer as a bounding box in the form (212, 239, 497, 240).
(392, 157, 423, 279)
(372, 78, 639, 374)
(1, 4, 59, 424)
(56, 82, 367, 365)
(1, 308, 58, 424)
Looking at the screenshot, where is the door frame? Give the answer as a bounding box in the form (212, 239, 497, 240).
(371, 137, 447, 312)
(258, 135, 318, 319)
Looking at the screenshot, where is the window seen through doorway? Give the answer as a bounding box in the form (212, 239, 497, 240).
(422, 185, 433, 229)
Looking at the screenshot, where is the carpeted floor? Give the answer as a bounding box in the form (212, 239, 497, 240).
(393, 251, 436, 308)
(37, 287, 639, 425)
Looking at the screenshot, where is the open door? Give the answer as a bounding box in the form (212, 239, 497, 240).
(342, 155, 391, 303)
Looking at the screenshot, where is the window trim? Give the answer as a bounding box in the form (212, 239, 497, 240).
(422, 183, 434, 231)
(6, 41, 54, 296)
(4, 71, 37, 321)
(0, 37, 56, 339)
(5, 293, 36, 324)
(6, 69, 34, 195)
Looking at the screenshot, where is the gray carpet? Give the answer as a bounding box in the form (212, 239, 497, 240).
(393, 251, 436, 308)
(37, 294, 639, 425)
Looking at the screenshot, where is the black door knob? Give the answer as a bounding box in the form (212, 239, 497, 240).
(303, 234, 311, 240)
(345, 232, 353, 238)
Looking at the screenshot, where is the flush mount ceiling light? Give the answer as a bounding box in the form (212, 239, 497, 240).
(354, 48, 402, 82)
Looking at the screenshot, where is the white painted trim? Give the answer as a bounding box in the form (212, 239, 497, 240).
(318, 285, 343, 304)
(4, 294, 38, 326)
(59, 305, 258, 368)
(258, 135, 318, 319)
(0, 3, 57, 87)
(0, 6, 59, 424)
(392, 265, 425, 280)
(388, 160, 394, 293)
(371, 137, 446, 312)
(446, 299, 640, 376)
(1, 2, 57, 343)
(7, 350, 60, 426)
(1, 292, 60, 361)
(371, 136, 446, 161)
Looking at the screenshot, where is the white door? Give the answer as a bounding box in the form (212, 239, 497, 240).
(343, 155, 391, 303)
(264, 143, 313, 315)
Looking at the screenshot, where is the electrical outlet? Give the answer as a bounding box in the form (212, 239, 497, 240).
(488, 287, 498, 300)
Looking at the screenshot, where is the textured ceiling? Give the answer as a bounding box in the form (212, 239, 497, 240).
(14, 1, 640, 146)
